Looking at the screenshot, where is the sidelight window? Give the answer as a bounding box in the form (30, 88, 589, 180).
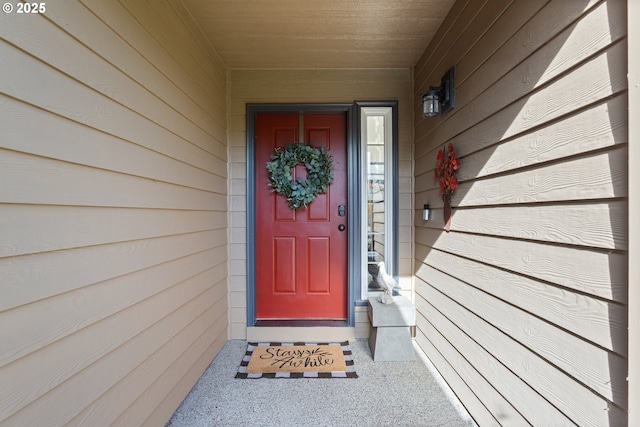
(360, 106, 396, 300)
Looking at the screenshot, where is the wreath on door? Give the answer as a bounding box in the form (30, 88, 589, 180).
(266, 143, 334, 210)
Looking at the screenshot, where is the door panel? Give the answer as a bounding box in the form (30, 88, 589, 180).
(308, 237, 330, 293)
(255, 113, 347, 319)
(273, 237, 295, 293)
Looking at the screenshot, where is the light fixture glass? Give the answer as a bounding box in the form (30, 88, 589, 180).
(423, 204, 430, 221)
(421, 67, 455, 118)
(422, 90, 440, 117)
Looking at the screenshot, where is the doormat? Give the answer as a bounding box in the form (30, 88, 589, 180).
(235, 341, 358, 378)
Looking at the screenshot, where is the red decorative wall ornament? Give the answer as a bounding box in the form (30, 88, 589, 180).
(434, 143, 460, 231)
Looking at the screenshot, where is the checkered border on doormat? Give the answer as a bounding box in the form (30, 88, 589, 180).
(235, 341, 358, 379)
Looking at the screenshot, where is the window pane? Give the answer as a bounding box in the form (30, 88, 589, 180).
(367, 116, 385, 144)
(361, 107, 394, 300)
(366, 116, 385, 292)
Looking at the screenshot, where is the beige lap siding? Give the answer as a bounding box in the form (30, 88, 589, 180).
(413, 0, 628, 425)
(0, 0, 228, 425)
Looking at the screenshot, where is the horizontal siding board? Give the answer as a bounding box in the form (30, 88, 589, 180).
(230, 322, 247, 340)
(3, 280, 226, 427)
(415, 94, 627, 179)
(355, 306, 371, 338)
(416, 277, 626, 426)
(415, 291, 577, 426)
(0, 205, 225, 258)
(416, 0, 605, 151)
(0, 42, 224, 173)
(0, 0, 228, 423)
(229, 69, 411, 101)
(78, 0, 227, 138)
(415, 313, 529, 425)
(416, 0, 605, 154)
(139, 332, 227, 427)
(416, 264, 627, 409)
(0, 231, 226, 313)
(454, 0, 622, 115)
(0, 150, 225, 210)
(229, 291, 247, 310)
(230, 82, 407, 102)
(0, 251, 225, 369)
(229, 307, 245, 324)
(415, 227, 626, 302)
(117, 0, 225, 104)
(0, 7, 225, 159)
(414, 0, 628, 424)
(414, 0, 489, 89)
(452, 147, 627, 207)
(168, 0, 227, 78)
(231, 67, 412, 83)
(414, 332, 497, 426)
(417, 38, 628, 159)
(415, 0, 514, 96)
(130, 324, 227, 427)
(66, 298, 227, 427)
(416, 201, 627, 251)
(413, 0, 471, 79)
(141, 0, 224, 87)
(0, 96, 225, 191)
(453, 0, 550, 85)
(416, 244, 626, 354)
(0, 268, 225, 423)
(456, 96, 627, 180)
(63, 0, 225, 122)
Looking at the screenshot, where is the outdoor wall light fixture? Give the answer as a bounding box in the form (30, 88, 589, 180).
(423, 204, 430, 221)
(421, 67, 455, 118)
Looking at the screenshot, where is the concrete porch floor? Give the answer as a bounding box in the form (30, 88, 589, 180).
(165, 339, 477, 427)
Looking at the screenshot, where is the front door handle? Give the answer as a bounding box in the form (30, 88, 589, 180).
(338, 224, 346, 231)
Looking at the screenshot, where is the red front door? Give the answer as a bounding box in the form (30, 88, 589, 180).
(255, 113, 348, 319)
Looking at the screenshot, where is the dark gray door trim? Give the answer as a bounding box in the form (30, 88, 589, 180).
(246, 103, 358, 326)
(246, 102, 399, 326)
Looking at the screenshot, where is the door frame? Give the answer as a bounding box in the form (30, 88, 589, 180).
(246, 103, 358, 327)
(245, 102, 398, 327)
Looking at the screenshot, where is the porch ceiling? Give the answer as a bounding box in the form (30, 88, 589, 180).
(180, 0, 455, 69)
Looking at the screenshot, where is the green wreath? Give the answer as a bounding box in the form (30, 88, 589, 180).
(266, 143, 334, 210)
